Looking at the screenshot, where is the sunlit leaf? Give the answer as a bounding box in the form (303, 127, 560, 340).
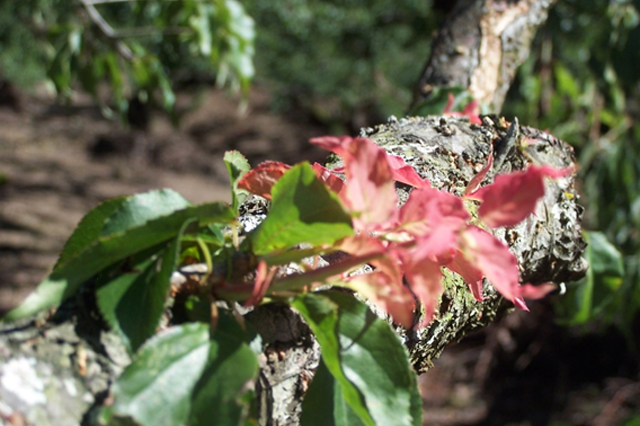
(4, 202, 235, 321)
(224, 150, 251, 212)
(293, 291, 421, 426)
(250, 163, 353, 255)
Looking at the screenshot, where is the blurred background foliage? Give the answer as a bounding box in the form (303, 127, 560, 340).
(0, 0, 254, 121)
(1, 0, 639, 337)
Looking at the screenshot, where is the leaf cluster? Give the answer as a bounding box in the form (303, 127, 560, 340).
(2, 131, 567, 425)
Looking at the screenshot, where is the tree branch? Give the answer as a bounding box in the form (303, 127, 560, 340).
(410, 0, 558, 113)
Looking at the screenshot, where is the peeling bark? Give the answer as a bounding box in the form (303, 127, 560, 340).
(410, 0, 558, 113)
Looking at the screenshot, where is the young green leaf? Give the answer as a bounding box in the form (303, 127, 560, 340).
(250, 163, 353, 255)
(300, 359, 366, 426)
(96, 219, 191, 353)
(293, 291, 421, 426)
(101, 189, 191, 237)
(54, 196, 128, 270)
(291, 293, 375, 426)
(102, 322, 259, 426)
(224, 151, 251, 212)
(187, 329, 260, 426)
(102, 323, 211, 426)
(4, 202, 235, 321)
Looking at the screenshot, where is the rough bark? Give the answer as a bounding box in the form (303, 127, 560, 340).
(410, 0, 558, 113)
(0, 114, 586, 426)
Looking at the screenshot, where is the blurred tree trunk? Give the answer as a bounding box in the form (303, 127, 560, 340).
(411, 0, 558, 113)
(0, 2, 587, 426)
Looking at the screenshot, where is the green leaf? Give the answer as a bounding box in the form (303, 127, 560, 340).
(103, 323, 210, 426)
(291, 293, 374, 426)
(300, 359, 366, 426)
(557, 231, 625, 325)
(97, 220, 192, 353)
(4, 202, 235, 321)
(224, 150, 251, 212)
(54, 196, 128, 270)
(102, 322, 259, 426)
(188, 328, 260, 426)
(293, 291, 421, 426)
(250, 163, 353, 255)
(101, 189, 191, 237)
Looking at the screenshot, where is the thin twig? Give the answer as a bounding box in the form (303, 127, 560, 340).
(78, 0, 134, 60)
(113, 26, 191, 38)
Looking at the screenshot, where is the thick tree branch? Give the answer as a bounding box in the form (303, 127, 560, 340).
(410, 0, 558, 113)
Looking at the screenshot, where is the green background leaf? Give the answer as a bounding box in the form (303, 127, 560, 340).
(250, 162, 353, 255)
(557, 231, 625, 325)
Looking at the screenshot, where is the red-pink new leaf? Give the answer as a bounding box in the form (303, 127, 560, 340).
(347, 272, 416, 329)
(400, 251, 443, 327)
(312, 162, 345, 196)
(338, 235, 416, 328)
(442, 93, 482, 125)
(472, 165, 573, 228)
(386, 154, 430, 188)
(309, 135, 354, 160)
(459, 226, 527, 309)
(311, 136, 398, 230)
(446, 252, 484, 301)
(237, 161, 291, 200)
(244, 260, 276, 308)
(464, 152, 494, 196)
(343, 138, 398, 231)
(399, 187, 469, 237)
(519, 282, 557, 299)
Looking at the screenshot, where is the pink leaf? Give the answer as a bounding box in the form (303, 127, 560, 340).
(461, 100, 482, 125)
(338, 235, 416, 328)
(442, 93, 482, 125)
(386, 155, 430, 188)
(312, 162, 346, 196)
(400, 251, 443, 327)
(459, 226, 524, 307)
(342, 138, 398, 231)
(310, 136, 398, 231)
(442, 93, 455, 114)
(399, 187, 469, 237)
(446, 252, 484, 301)
(244, 261, 276, 308)
(309, 135, 354, 160)
(472, 165, 573, 228)
(464, 152, 494, 196)
(346, 272, 416, 329)
(519, 282, 557, 299)
(237, 161, 291, 200)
